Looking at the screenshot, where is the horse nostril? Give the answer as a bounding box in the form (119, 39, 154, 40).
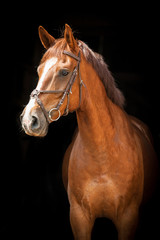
(31, 115, 39, 130)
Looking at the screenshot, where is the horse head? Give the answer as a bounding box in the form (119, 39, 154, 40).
(21, 24, 84, 137)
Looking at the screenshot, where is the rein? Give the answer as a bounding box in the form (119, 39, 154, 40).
(30, 51, 85, 123)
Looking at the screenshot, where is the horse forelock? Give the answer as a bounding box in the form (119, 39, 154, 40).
(40, 38, 67, 64)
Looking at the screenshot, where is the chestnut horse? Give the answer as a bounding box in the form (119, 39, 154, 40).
(21, 24, 158, 239)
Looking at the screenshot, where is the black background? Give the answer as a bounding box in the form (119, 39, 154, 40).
(1, 3, 160, 239)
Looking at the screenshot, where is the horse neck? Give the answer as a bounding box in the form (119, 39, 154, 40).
(76, 58, 118, 151)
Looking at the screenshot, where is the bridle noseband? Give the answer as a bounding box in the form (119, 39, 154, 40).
(30, 50, 85, 123)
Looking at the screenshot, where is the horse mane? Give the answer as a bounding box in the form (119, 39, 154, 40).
(42, 38, 125, 108)
(78, 41, 125, 108)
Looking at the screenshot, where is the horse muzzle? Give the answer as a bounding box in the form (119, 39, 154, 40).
(20, 105, 49, 137)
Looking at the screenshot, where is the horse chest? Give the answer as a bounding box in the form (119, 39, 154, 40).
(68, 167, 119, 219)
(68, 146, 119, 217)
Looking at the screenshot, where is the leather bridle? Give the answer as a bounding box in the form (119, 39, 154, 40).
(30, 50, 85, 123)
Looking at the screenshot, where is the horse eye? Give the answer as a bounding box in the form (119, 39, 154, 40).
(61, 69, 69, 76)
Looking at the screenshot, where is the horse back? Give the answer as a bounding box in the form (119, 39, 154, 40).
(130, 115, 153, 145)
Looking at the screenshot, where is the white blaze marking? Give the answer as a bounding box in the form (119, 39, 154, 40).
(23, 57, 58, 123)
(37, 57, 58, 90)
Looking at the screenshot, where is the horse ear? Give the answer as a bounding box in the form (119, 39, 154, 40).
(38, 26, 55, 49)
(64, 24, 78, 52)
